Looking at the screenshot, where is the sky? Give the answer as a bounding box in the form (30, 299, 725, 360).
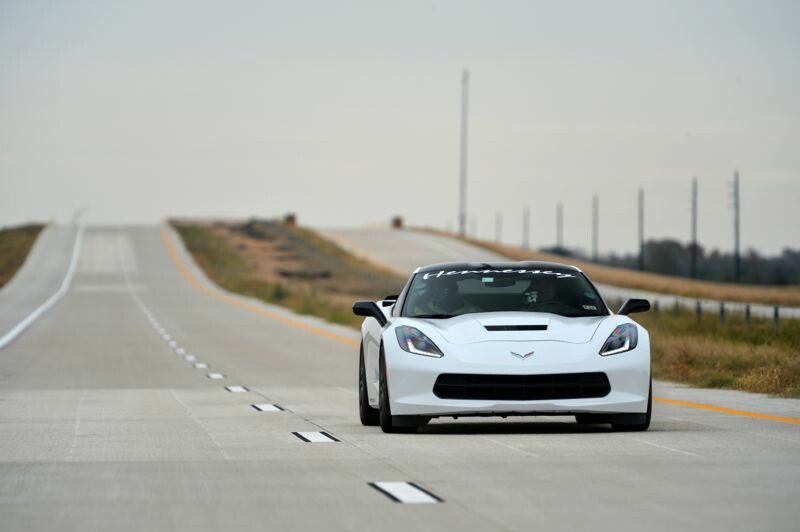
(1, 0, 799, 255)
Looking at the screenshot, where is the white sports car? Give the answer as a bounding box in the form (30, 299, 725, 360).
(353, 261, 652, 433)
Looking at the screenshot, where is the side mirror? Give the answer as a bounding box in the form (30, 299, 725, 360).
(618, 298, 651, 316)
(381, 294, 399, 308)
(352, 300, 388, 327)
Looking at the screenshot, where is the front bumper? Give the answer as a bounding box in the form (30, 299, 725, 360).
(385, 338, 650, 417)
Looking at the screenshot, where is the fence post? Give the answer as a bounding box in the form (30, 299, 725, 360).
(719, 302, 725, 325)
(654, 300, 659, 314)
(744, 304, 751, 325)
(695, 300, 701, 323)
(774, 306, 780, 330)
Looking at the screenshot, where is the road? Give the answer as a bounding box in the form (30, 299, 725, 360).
(1, 225, 799, 531)
(321, 227, 800, 319)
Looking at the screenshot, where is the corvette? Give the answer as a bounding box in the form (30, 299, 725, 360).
(353, 261, 652, 433)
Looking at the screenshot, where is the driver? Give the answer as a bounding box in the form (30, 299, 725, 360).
(416, 277, 472, 315)
(525, 276, 556, 307)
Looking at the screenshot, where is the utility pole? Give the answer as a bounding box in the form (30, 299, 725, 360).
(690, 177, 698, 278)
(522, 207, 530, 250)
(638, 188, 644, 270)
(495, 212, 502, 243)
(458, 69, 469, 237)
(556, 202, 563, 250)
(733, 170, 741, 282)
(592, 194, 599, 262)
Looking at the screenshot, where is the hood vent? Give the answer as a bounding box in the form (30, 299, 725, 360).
(484, 325, 548, 332)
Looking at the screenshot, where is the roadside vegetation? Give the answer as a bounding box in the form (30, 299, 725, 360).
(0, 223, 44, 289)
(174, 220, 800, 397)
(171, 219, 405, 328)
(435, 230, 800, 307)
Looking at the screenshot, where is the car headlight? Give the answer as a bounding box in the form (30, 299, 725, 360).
(395, 326, 444, 358)
(599, 324, 638, 356)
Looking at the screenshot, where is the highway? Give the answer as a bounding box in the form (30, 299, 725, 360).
(1, 225, 799, 531)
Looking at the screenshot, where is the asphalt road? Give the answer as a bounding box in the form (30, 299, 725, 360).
(1, 225, 799, 531)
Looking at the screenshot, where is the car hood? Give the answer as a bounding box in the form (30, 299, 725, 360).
(412, 312, 606, 345)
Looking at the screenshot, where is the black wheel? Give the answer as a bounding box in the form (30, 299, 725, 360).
(379, 345, 418, 434)
(359, 344, 379, 426)
(611, 378, 652, 432)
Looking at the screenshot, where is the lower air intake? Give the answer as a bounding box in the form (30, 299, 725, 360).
(433, 372, 611, 401)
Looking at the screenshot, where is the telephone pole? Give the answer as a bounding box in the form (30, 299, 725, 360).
(733, 170, 741, 282)
(637, 188, 645, 270)
(690, 177, 698, 278)
(495, 211, 502, 243)
(556, 202, 563, 250)
(591, 194, 599, 262)
(458, 70, 469, 237)
(522, 207, 530, 249)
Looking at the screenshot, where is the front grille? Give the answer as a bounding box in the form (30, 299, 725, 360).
(433, 372, 610, 401)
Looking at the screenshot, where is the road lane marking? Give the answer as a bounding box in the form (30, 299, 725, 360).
(292, 431, 339, 443)
(630, 437, 701, 457)
(207, 373, 226, 380)
(193, 362, 208, 369)
(225, 385, 249, 393)
(369, 482, 443, 504)
(654, 397, 800, 425)
(175, 347, 185, 354)
(160, 226, 360, 348)
(0, 225, 84, 350)
(184, 355, 197, 362)
(162, 225, 800, 426)
(252, 404, 283, 412)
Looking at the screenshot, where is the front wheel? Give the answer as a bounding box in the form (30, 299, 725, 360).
(379, 346, 419, 433)
(359, 344, 379, 426)
(611, 378, 652, 432)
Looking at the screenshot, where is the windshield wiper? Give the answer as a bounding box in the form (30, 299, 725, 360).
(411, 313, 456, 319)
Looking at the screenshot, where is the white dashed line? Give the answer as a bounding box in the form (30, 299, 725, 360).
(175, 347, 186, 355)
(193, 362, 208, 369)
(252, 404, 283, 412)
(183, 355, 196, 362)
(292, 431, 339, 443)
(369, 482, 443, 504)
(168, 340, 178, 348)
(225, 386, 249, 393)
(207, 373, 226, 380)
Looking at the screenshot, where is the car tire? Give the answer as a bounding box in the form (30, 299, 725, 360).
(611, 378, 652, 432)
(359, 344, 379, 426)
(379, 345, 418, 434)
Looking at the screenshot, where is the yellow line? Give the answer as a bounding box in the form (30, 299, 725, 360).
(653, 397, 800, 425)
(161, 226, 800, 426)
(159, 226, 360, 348)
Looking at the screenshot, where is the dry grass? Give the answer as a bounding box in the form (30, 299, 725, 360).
(0, 224, 44, 289)
(431, 229, 800, 307)
(171, 219, 405, 328)
(637, 308, 800, 397)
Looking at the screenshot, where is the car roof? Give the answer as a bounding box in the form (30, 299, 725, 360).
(414, 261, 583, 274)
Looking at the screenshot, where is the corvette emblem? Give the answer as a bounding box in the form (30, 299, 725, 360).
(510, 350, 535, 359)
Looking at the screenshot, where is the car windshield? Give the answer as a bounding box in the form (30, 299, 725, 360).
(402, 268, 607, 318)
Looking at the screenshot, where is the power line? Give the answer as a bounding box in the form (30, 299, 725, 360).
(458, 69, 469, 237)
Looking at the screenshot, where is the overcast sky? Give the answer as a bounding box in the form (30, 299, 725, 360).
(1, 0, 798, 255)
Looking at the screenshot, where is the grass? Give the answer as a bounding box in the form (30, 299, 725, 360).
(171, 220, 404, 328)
(430, 229, 800, 307)
(0, 223, 44, 289)
(630, 304, 800, 397)
(173, 220, 800, 397)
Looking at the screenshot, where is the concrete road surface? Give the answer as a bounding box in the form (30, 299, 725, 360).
(1, 225, 799, 531)
(321, 227, 800, 318)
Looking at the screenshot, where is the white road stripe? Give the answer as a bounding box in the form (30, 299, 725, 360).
(0, 225, 84, 350)
(184, 355, 196, 362)
(193, 363, 208, 369)
(252, 404, 283, 412)
(225, 386, 249, 393)
(369, 482, 442, 504)
(175, 347, 185, 355)
(168, 340, 177, 348)
(207, 373, 226, 380)
(292, 431, 339, 443)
